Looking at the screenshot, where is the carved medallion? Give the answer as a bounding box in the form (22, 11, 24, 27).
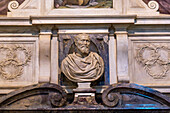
(0, 45, 31, 80)
(136, 44, 170, 79)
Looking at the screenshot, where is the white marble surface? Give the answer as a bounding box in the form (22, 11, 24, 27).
(0, 0, 169, 95)
(7, 0, 159, 17)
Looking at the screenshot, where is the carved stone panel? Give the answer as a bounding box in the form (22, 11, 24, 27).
(59, 34, 109, 87)
(129, 37, 170, 86)
(0, 37, 38, 88)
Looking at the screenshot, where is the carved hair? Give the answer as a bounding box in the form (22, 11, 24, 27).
(74, 33, 90, 43)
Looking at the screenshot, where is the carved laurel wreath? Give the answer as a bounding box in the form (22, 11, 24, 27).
(0, 45, 31, 80)
(136, 44, 170, 79)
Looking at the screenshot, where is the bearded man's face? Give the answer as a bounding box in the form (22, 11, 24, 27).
(75, 35, 90, 54)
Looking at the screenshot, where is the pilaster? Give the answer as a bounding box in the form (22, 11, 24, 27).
(39, 25, 53, 82)
(109, 27, 117, 84)
(50, 32, 59, 84)
(114, 25, 129, 82)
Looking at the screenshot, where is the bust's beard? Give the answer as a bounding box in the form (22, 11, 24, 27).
(77, 46, 89, 54)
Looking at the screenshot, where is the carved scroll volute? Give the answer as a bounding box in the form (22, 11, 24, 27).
(102, 86, 120, 107)
(8, 1, 19, 12)
(102, 92, 119, 107)
(148, 0, 159, 11)
(49, 92, 67, 107)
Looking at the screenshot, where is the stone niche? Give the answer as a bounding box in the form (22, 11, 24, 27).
(55, 27, 110, 92)
(59, 33, 109, 85)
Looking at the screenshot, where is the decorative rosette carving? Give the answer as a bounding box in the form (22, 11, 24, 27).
(0, 45, 31, 80)
(136, 44, 170, 79)
(8, 1, 19, 11)
(148, 0, 159, 11)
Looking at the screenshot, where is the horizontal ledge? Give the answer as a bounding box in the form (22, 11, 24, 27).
(0, 89, 15, 94)
(63, 85, 108, 93)
(129, 33, 170, 36)
(0, 34, 38, 37)
(0, 17, 31, 26)
(137, 15, 170, 19)
(0, 15, 170, 25)
(134, 83, 170, 87)
(0, 108, 169, 111)
(0, 82, 38, 88)
(31, 15, 137, 18)
(31, 17, 135, 25)
(0, 17, 30, 19)
(136, 15, 170, 25)
(128, 37, 170, 41)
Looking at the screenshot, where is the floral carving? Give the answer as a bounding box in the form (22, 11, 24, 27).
(0, 45, 31, 80)
(136, 44, 170, 79)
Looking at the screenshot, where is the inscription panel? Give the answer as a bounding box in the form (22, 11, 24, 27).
(0, 37, 39, 88)
(129, 36, 170, 86)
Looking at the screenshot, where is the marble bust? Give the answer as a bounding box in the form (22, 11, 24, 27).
(61, 34, 104, 83)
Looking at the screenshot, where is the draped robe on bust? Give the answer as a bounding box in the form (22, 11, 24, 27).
(61, 52, 104, 83)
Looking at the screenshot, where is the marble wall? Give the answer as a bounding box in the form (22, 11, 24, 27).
(1, 0, 170, 15)
(0, 0, 169, 95)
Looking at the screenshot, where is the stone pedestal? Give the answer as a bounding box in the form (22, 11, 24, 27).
(71, 83, 98, 105)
